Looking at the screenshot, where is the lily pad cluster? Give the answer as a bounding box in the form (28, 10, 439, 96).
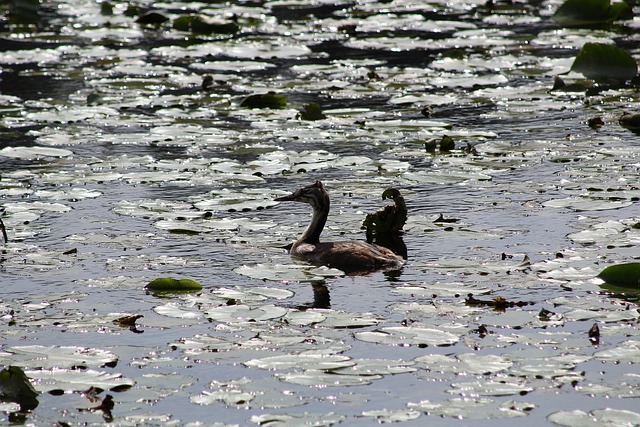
(1, 0, 640, 425)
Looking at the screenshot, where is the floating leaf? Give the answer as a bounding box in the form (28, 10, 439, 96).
(0, 146, 73, 160)
(173, 15, 239, 34)
(361, 408, 422, 423)
(355, 326, 459, 347)
(5, 346, 118, 369)
(0, 366, 39, 411)
(597, 263, 640, 289)
(570, 42, 638, 82)
(276, 370, 380, 387)
(145, 278, 203, 292)
(553, 0, 632, 27)
(26, 369, 134, 393)
(297, 103, 326, 121)
(244, 354, 354, 371)
(250, 412, 346, 427)
(595, 340, 640, 363)
(409, 398, 535, 419)
(240, 93, 287, 109)
(548, 408, 640, 427)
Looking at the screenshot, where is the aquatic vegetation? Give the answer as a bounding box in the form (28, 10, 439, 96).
(1, 0, 640, 424)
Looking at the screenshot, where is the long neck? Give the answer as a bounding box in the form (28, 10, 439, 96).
(300, 200, 329, 244)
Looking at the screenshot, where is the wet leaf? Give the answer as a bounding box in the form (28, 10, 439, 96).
(595, 340, 640, 363)
(244, 354, 354, 371)
(27, 369, 134, 393)
(553, 0, 632, 27)
(570, 42, 638, 82)
(206, 304, 289, 324)
(361, 408, 422, 423)
(145, 277, 203, 292)
(0, 146, 73, 160)
(355, 326, 460, 347)
(174, 15, 239, 34)
(409, 398, 535, 419)
(5, 345, 118, 369)
(276, 370, 380, 387)
(250, 412, 346, 427)
(240, 93, 287, 109)
(0, 366, 39, 410)
(597, 263, 640, 289)
(548, 408, 640, 427)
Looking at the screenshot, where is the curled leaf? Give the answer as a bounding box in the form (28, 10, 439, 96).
(597, 263, 640, 289)
(240, 93, 287, 109)
(570, 43, 638, 83)
(145, 278, 203, 292)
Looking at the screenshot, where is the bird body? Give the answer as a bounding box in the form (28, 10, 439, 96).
(275, 181, 404, 274)
(362, 188, 407, 234)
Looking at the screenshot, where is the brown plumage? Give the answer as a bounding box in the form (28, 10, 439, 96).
(275, 181, 404, 274)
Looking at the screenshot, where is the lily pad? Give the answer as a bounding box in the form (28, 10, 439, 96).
(0, 366, 39, 411)
(548, 408, 640, 427)
(553, 0, 632, 27)
(240, 93, 287, 109)
(409, 398, 535, 419)
(244, 354, 354, 371)
(250, 412, 346, 427)
(597, 263, 640, 289)
(570, 42, 638, 82)
(145, 278, 203, 292)
(173, 15, 239, 34)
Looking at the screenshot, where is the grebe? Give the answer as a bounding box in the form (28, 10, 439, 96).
(275, 181, 404, 273)
(362, 188, 407, 235)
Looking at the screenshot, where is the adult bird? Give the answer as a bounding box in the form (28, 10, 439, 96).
(275, 181, 404, 274)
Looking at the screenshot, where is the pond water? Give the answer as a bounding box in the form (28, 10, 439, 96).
(1, 0, 640, 425)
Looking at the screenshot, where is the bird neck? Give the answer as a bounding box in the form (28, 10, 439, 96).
(394, 196, 407, 212)
(300, 201, 329, 244)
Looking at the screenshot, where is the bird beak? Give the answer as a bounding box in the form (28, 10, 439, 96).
(274, 193, 295, 202)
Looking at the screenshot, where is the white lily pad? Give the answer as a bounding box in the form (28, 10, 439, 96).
(250, 412, 345, 427)
(409, 398, 535, 419)
(392, 282, 491, 297)
(233, 264, 343, 282)
(414, 353, 512, 375)
(548, 408, 640, 427)
(0, 146, 74, 159)
(361, 408, 422, 423)
(244, 354, 354, 371)
(448, 380, 534, 397)
(355, 326, 459, 347)
(206, 304, 289, 323)
(595, 340, 640, 363)
(27, 368, 134, 393)
(5, 345, 118, 369)
(153, 302, 204, 320)
(335, 359, 416, 376)
(276, 370, 381, 387)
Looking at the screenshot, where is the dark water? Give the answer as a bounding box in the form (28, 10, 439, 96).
(1, 0, 640, 425)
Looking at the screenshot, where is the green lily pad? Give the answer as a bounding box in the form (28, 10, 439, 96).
(145, 278, 203, 292)
(553, 0, 632, 27)
(597, 263, 640, 289)
(570, 42, 638, 82)
(0, 366, 39, 411)
(240, 93, 287, 109)
(173, 15, 239, 34)
(297, 103, 326, 120)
